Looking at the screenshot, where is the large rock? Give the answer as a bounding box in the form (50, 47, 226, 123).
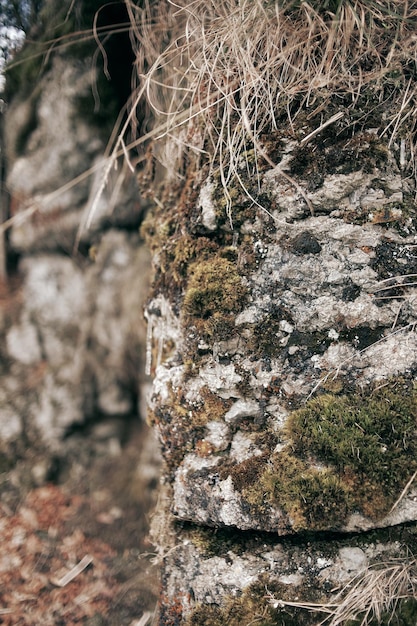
(147, 152, 417, 535)
(5, 54, 143, 252)
(1, 3, 150, 446)
(0, 230, 150, 444)
(153, 494, 417, 625)
(144, 113, 417, 622)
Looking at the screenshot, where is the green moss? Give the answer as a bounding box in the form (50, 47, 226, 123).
(185, 525, 250, 559)
(183, 254, 247, 340)
(285, 112, 394, 206)
(184, 580, 322, 626)
(236, 449, 350, 531)
(183, 575, 417, 626)
(149, 384, 209, 472)
(212, 176, 259, 229)
(142, 209, 221, 304)
(220, 453, 268, 493)
(225, 378, 417, 530)
(261, 452, 350, 530)
(150, 384, 233, 471)
(249, 318, 285, 359)
(285, 379, 417, 520)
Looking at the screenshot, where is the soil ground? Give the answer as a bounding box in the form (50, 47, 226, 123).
(0, 420, 161, 625)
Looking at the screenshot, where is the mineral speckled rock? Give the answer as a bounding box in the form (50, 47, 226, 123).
(146, 138, 417, 536)
(153, 494, 417, 625)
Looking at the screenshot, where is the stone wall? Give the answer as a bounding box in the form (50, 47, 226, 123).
(3, 2, 417, 624)
(144, 113, 417, 624)
(1, 2, 151, 459)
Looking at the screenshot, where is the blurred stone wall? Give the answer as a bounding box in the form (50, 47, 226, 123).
(1, 2, 151, 455)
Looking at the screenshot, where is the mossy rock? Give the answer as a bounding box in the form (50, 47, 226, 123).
(184, 578, 326, 626)
(222, 378, 417, 531)
(286, 379, 417, 514)
(184, 587, 417, 626)
(251, 379, 417, 530)
(183, 254, 247, 340)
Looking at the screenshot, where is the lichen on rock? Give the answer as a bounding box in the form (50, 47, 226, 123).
(145, 140, 417, 532)
(115, 1, 417, 623)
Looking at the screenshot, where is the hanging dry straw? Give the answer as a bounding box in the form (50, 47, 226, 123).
(124, 0, 417, 203)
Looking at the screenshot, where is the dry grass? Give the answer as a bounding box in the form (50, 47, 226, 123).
(324, 561, 417, 625)
(266, 559, 417, 625)
(123, 0, 417, 209)
(6, 1, 417, 230)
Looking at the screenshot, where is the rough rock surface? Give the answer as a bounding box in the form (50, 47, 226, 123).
(4, 3, 417, 624)
(156, 498, 417, 625)
(144, 118, 417, 622)
(147, 150, 417, 535)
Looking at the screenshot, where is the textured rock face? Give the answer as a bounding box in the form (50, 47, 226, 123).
(145, 123, 417, 622)
(147, 144, 417, 536)
(4, 4, 417, 623)
(158, 508, 417, 625)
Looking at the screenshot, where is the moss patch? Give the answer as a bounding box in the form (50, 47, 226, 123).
(286, 380, 417, 515)
(197, 387, 233, 424)
(184, 587, 417, 626)
(290, 129, 390, 183)
(149, 385, 232, 471)
(183, 253, 247, 340)
(152, 231, 220, 293)
(185, 525, 252, 559)
(220, 453, 269, 493)
(184, 580, 322, 626)
(283, 379, 417, 524)
(148, 385, 207, 472)
(224, 378, 417, 531)
(247, 306, 294, 360)
(180, 521, 417, 625)
(260, 451, 351, 530)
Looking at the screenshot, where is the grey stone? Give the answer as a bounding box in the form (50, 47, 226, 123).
(5, 56, 143, 253)
(224, 399, 262, 423)
(198, 179, 217, 231)
(0, 231, 150, 444)
(147, 153, 417, 536)
(154, 496, 417, 623)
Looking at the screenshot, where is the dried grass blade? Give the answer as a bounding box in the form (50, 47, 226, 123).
(300, 111, 345, 145)
(389, 470, 417, 514)
(52, 555, 94, 588)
